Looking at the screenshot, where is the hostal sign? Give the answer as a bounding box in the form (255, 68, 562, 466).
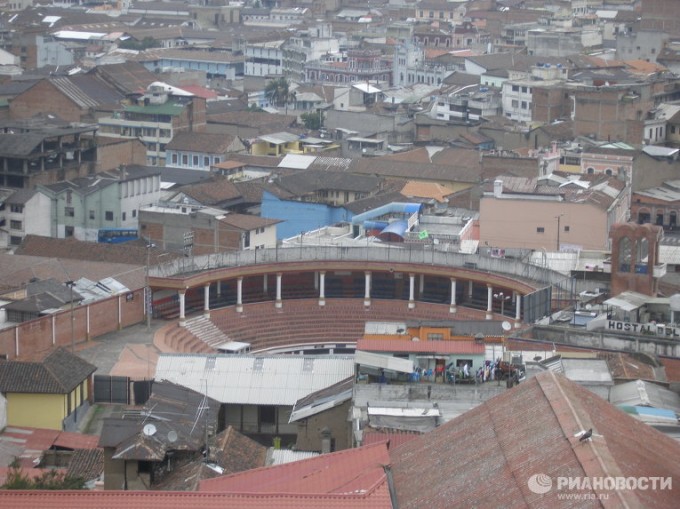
(607, 320, 680, 338)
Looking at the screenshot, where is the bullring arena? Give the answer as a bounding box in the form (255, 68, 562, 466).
(148, 246, 560, 356)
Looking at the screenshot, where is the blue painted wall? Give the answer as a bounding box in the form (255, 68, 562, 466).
(261, 191, 353, 240)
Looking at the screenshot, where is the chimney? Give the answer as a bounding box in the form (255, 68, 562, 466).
(493, 180, 503, 198)
(320, 426, 332, 454)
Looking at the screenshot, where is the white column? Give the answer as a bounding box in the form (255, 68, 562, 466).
(275, 272, 282, 308)
(203, 283, 210, 317)
(236, 277, 243, 313)
(515, 294, 522, 328)
(486, 285, 493, 320)
(319, 271, 326, 307)
(179, 291, 186, 327)
(408, 273, 416, 309)
(449, 278, 457, 314)
(364, 271, 371, 307)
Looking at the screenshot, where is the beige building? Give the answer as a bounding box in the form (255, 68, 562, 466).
(480, 173, 629, 252)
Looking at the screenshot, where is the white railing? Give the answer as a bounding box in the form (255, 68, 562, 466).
(151, 245, 566, 287)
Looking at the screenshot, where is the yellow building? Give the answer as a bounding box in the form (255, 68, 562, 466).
(0, 347, 96, 430)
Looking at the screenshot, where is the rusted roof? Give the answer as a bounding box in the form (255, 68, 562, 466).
(390, 371, 680, 508)
(66, 448, 104, 482)
(166, 131, 240, 154)
(357, 339, 484, 355)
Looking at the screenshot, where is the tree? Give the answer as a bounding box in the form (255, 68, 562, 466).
(300, 110, 324, 130)
(264, 77, 295, 111)
(119, 37, 161, 51)
(1, 458, 85, 490)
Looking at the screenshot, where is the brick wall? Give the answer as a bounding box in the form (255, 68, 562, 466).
(0, 290, 145, 361)
(96, 138, 148, 172)
(9, 80, 84, 122)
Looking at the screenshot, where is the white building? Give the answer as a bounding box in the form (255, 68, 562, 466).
(244, 40, 285, 77)
(0, 189, 51, 249)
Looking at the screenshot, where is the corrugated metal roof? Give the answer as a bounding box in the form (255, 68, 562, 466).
(610, 379, 680, 413)
(354, 350, 414, 374)
(278, 153, 315, 169)
(154, 354, 355, 405)
(266, 449, 319, 466)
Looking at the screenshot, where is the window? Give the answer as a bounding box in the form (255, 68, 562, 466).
(65, 226, 74, 237)
(521, 101, 528, 109)
(172, 153, 178, 164)
(9, 220, 21, 230)
(672, 126, 677, 134)
(192, 155, 199, 166)
(428, 333, 444, 341)
(132, 209, 137, 218)
(10, 235, 22, 246)
(537, 227, 545, 233)
(10, 204, 23, 213)
(564, 226, 570, 232)
(511, 100, 519, 108)
(65, 207, 75, 217)
(122, 212, 126, 221)
(182, 154, 188, 165)
(105, 211, 114, 221)
(522, 86, 528, 93)
(204, 156, 210, 167)
(512, 85, 519, 92)
(89, 210, 95, 220)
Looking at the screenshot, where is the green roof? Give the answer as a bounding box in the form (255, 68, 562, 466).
(124, 102, 184, 116)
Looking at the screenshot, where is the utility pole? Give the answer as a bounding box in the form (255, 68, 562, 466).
(556, 214, 564, 252)
(66, 281, 75, 353)
(146, 243, 155, 331)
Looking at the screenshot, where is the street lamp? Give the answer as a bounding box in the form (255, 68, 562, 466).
(65, 280, 76, 353)
(494, 291, 511, 317)
(146, 243, 155, 331)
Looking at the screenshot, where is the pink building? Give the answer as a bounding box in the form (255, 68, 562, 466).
(480, 173, 629, 251)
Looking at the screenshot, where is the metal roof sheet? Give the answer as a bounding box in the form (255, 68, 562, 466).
(154, 354, 355, 405)
(278, 153, 315, 169)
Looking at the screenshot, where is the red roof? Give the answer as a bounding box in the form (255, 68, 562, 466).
(357, 338, 484, 355)
(178, 85, 219, 100)
(390, 371, 680, 508)
(200, 442, 390, 500)
(0, 491, 391, 508)
(0, 427, 100, 467)
(362, 430, 421, 449)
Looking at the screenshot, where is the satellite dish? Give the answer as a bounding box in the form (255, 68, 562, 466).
(502, 321, 512, 332)
(167, 430, 178, 443)
(143, 423, 157, 437)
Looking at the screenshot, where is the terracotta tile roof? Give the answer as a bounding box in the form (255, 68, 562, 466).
(400, 181, 456, 202)
(200, 441, 390, 497)
(176, 176, 242, 206)
(15, 236, 177, 266)
(152, 426, 267, 491)
(0, 347, 96, 394)
(0, 490, 392, 508)
(66, 448, 104, 482)
(362, 429, 421, 449)
(0, 253, 146, 294)
(390, 371, 680, 508)
(357, 339, 484, 355)
(660, 357, 680, 383)
(599, 352, 663, 383)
